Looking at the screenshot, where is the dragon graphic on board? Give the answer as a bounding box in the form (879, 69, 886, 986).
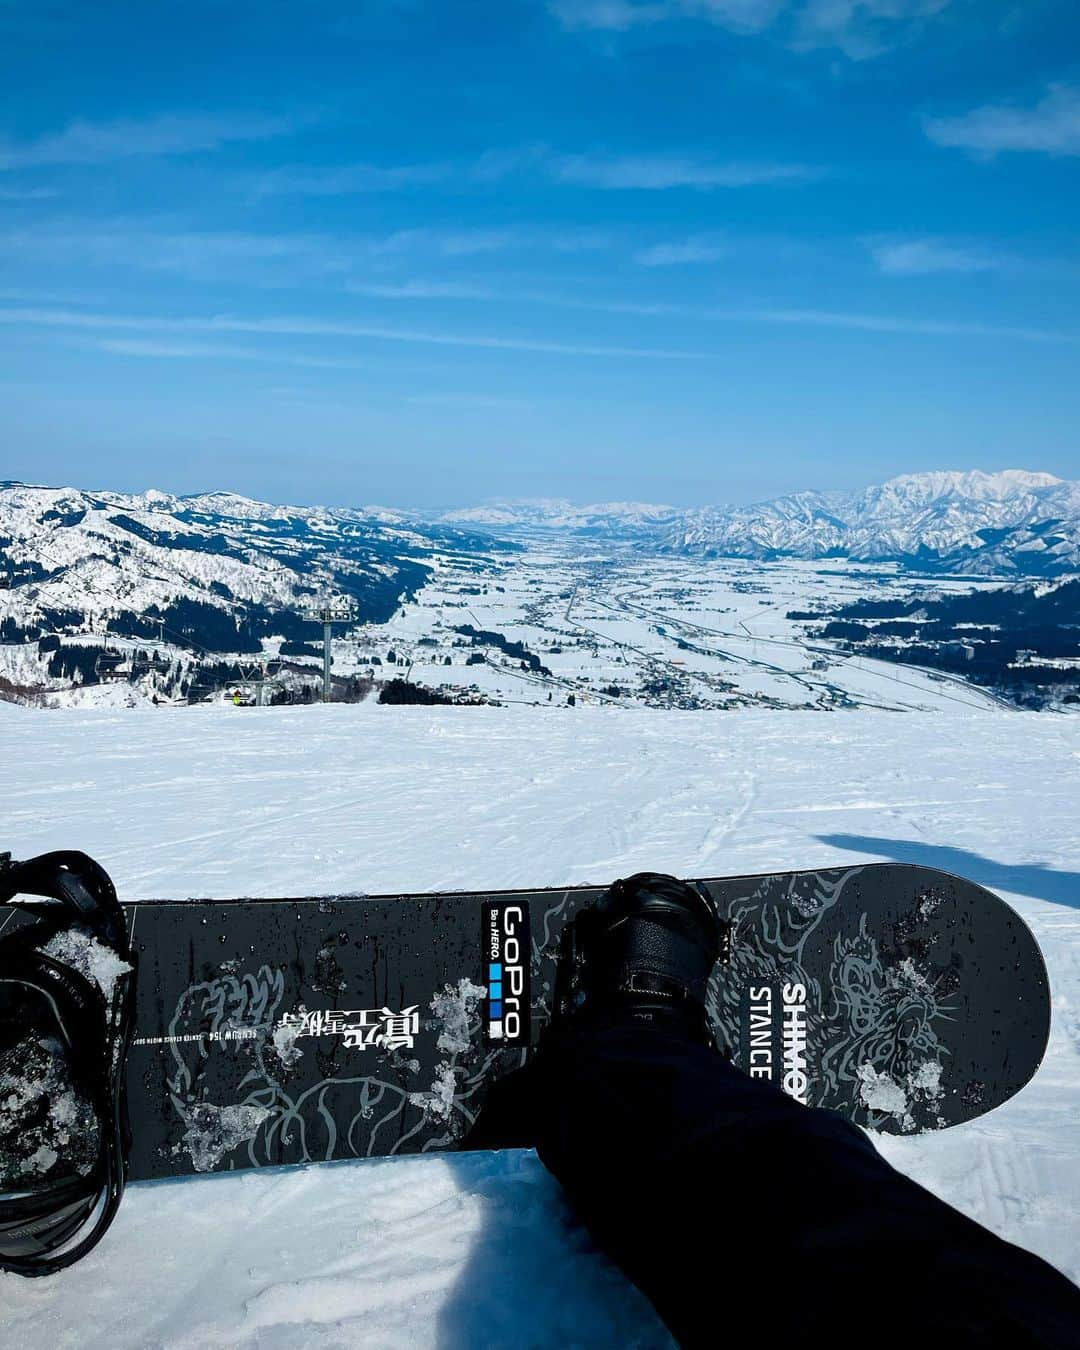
(163, 967, 507, 1173)
(706, 867, 957, 1131)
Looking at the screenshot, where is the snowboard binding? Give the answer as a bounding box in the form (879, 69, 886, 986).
(551, 871, 726, 1046)
(0, 851, 136, 1276)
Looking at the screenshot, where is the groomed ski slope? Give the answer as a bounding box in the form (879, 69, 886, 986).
(1, 699, 1077, 1347)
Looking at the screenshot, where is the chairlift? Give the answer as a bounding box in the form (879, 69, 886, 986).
(94, 652, 127, 681)
(233, 675, 284, 707)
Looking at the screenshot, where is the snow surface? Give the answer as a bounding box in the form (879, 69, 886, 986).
(0, 699, 1077, 1346)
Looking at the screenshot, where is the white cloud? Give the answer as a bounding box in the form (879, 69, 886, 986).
(635, 235, 728, 265)
(93, 339, 267, 360)
(251, 144, 810, 199)
(352, 270, 1078, 342)
(555, 153, 813, 188)
(925, 84, 1080, 157)
(0, 304, 706, 360)
(794, 0, 948, 57)
(0, 222, 531, 287)
(347, 277, 690, 317)
(430, 230, 519, 257)
(547, 229, 616, 251)
(871, 237, 1002, 276)
(368, 228, 517, 257)
(725, 306, 1078, 343)
(254, 160, 453, 197)
(550, 0, 951, 55)
(0, 112, 298, 170)
(252, 145, 545, 198)
(550, 1, 782, 33)
(0, 225, 353, 284)
(407, 392, 534, 410)
(362, 225, 610, 257)
(348, 280, 498, 300)
(549, 0, 663, 28)
(12, 297, 1073, 359)
(87, 338, 374, 371)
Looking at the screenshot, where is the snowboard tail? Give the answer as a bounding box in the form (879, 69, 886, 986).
(110, 863, 1052, 1182)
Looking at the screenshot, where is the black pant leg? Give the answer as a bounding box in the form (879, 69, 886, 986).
(467, 1022, 1080, 1349)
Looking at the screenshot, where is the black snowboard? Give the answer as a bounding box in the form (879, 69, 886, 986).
(111, 864, 1049, 1182)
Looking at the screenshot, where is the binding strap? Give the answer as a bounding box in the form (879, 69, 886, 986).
(0, 851, 135, 1276)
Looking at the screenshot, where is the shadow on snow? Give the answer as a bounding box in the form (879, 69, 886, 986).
(816, 833, 1079, 911)
(433, 1149, 669, 1349)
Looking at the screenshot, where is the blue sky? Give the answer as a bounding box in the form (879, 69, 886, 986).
(1, 0, 1078, 508)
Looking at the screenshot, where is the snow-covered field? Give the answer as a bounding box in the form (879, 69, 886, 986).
(0, 698, 1078, 1346)
(12, 539, 1026, 717)
(339, 547, 1014, 715)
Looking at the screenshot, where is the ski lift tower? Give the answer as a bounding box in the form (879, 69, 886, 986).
(304, 600, 357, 702)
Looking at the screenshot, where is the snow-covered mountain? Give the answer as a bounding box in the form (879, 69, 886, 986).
(0, 482, 502, 625)
(433, 472, 1079, 575)
(438, 498, 680, 537)
(0, 483, 508, 701)
(664, 471, 1080, 575)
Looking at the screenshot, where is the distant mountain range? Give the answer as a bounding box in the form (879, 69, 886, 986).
(437, 471, 1080, 576)
(439, 499, 676, 538)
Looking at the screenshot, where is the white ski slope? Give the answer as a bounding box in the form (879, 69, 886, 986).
(0, 699, 1077, 1347)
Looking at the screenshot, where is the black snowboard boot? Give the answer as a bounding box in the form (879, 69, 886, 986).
(551, 872, 724, 1046)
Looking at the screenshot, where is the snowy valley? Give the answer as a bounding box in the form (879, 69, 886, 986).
(2, 470, 1078, 713)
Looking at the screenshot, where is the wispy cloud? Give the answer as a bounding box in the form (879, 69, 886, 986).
(0, 220, 613, 290)
(2, 223, 526, 286)
(870, 237, 1003, 276)
(555, 153, 814, 189)
(635, 234, 728, 265)
(726, 306, 1078, 343)
(93, 338, 268, 360)
(0, 112, 299, 170)
(87, 338, 375, 371)
(547, 229, 615, 251)
(0, 304, 706, 360)
(250, 143, 812, 198)
(348, 277, 691, 317)
(367, 223, 609, 256)
(348, 280, 498, 300)
(347, 269, 1080, 339)
(253, 144, 546, 197)
(925, 84, 1080, 157)
(794, 0, 949, 59)
(550, 0, 952, 57)
(549, 1, 782, 34)
(368, 227, 518, 257)
(254, 160, 453, 197)
(0, 224, 353, 285)
(0, 185, 59, 200)
(16, 297, 1072, 358)
(407, 392, 534, 410)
